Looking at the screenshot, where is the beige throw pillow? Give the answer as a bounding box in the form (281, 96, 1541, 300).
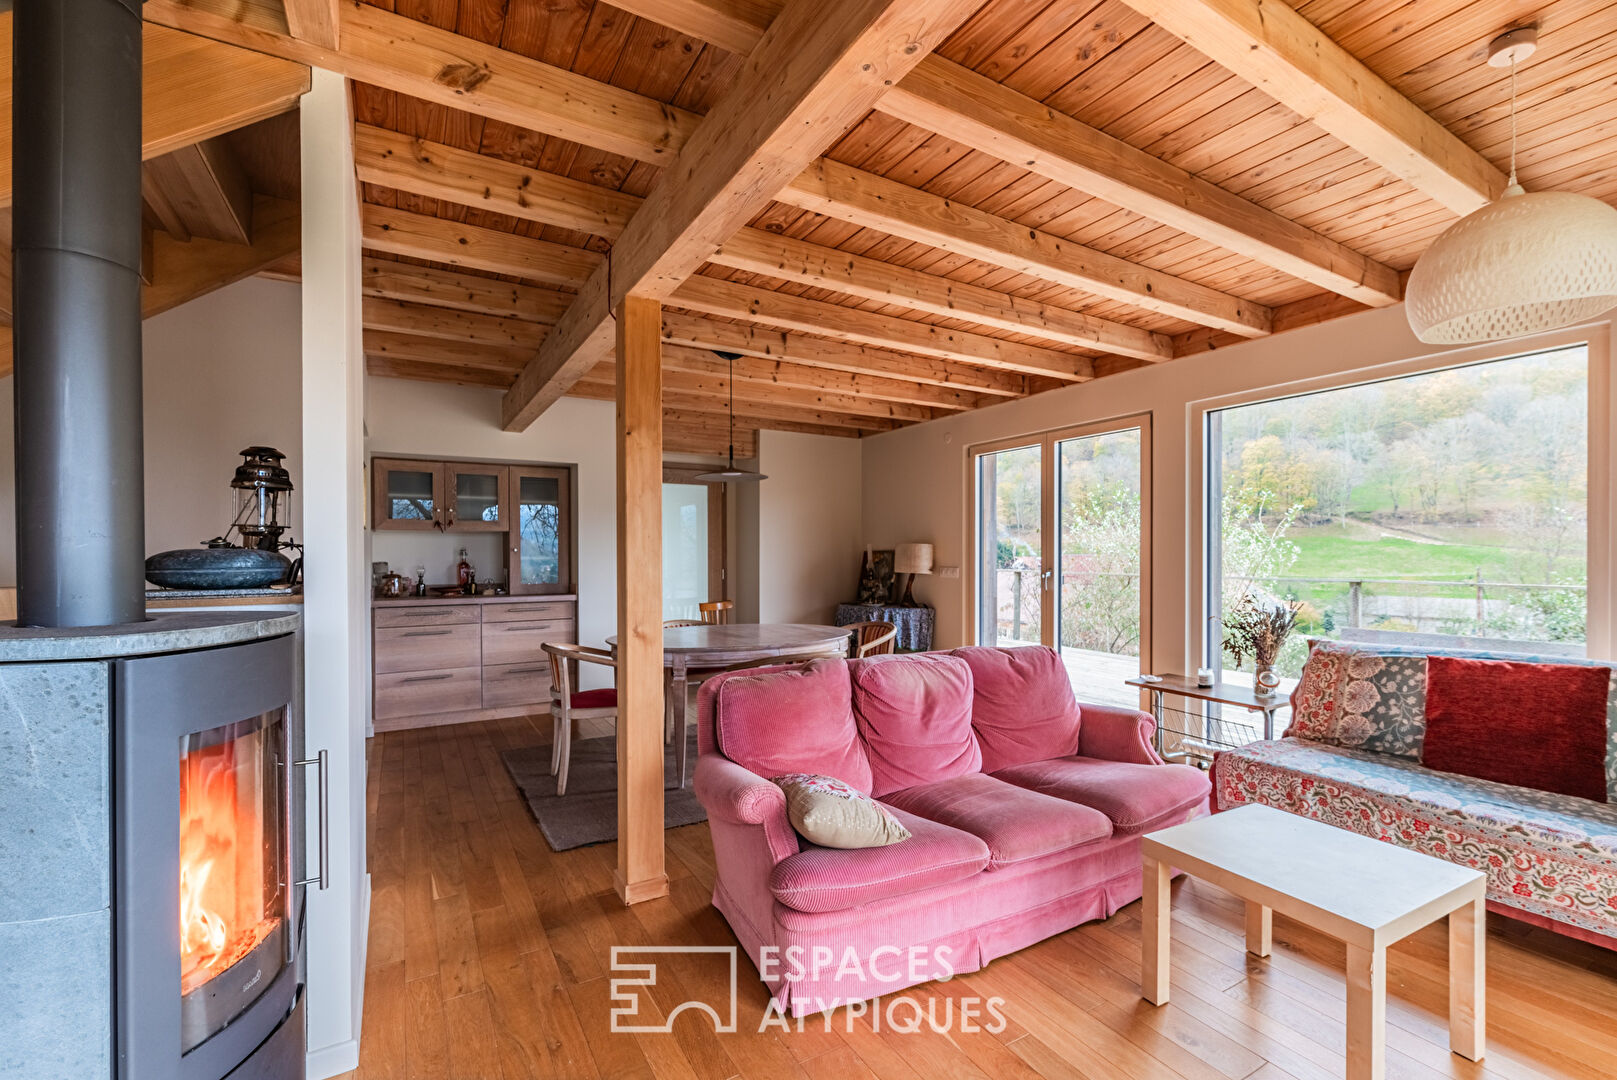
(771, 773, 912, 849)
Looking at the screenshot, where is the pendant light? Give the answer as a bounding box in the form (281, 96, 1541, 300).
(693, 351, 768, 483)
(1405, 27, 1617, 345)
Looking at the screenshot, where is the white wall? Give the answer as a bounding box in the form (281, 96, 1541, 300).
(756, 429, 864, 624)
(861, 304, 1617, 671)
(0, 276, 304, 585)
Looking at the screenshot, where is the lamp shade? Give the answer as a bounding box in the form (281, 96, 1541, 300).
(1406, 187, 1617, 344)
(894, 543, 934, 575)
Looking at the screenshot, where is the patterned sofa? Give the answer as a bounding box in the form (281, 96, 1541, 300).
(1212, 640, 1617, 949)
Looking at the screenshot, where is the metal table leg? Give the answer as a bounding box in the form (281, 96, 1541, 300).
(1151, 688, 1164, 752)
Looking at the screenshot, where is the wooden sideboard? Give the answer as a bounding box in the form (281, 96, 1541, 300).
(371, 592, 577, 732)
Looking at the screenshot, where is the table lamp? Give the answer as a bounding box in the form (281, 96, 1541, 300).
(894, 543, 934, 607)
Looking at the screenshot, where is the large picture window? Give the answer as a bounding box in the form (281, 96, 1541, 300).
(1207, 344, 1591, 689)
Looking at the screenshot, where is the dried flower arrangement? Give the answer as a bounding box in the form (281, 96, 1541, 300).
(1222, 593, 1301, 672)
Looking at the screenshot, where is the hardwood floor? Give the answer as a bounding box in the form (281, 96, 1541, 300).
(342, 716, 1617, 1080)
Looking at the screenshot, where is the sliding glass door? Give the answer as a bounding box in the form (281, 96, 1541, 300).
(974, 419, 1150, 706)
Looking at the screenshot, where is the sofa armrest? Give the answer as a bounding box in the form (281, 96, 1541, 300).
(694, 753, 801, 863)
(1077, 703, 1164, 765)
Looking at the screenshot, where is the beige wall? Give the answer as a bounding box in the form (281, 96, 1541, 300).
(756, 429, 864, 624)
(0, 275, 304, 585)
(861, 304, 1617, 670)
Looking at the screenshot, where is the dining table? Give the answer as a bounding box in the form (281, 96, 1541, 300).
(606, 622, 853, 788)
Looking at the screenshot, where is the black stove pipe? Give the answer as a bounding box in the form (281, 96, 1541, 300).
(13, 0, 148, 627)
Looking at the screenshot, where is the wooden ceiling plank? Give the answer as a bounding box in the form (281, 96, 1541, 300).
(1121, 0, 1507, 215)
(658, 342, 982, 410)
(498, 0, 987, 431)
(0, 18, 310, 206)
(141, 137, 255, 244)
(365, 355, 515, 389)
(143, 194, 300, 318)
(779, 158, 1273, 336)
(360, 204, 601, 288)
(356, 123, 1171, 356)
(673, 274, 1095, 381)
(361, 329, 531, 373)
(660, 310, 1029, 397)
(142, 164, 192, 243)
(362, 296, 547, 348)
(568, 374, 897, 431)
(878, 56, 1404, 307)
(360, 258, 573, 323)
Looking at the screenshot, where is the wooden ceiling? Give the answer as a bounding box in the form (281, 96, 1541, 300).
(141, 0, 1617, 453)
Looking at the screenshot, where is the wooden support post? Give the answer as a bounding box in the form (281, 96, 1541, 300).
(614, 293, 668, 906)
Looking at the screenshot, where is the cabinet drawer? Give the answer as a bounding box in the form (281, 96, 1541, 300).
(481, 619, 575, 667)
(375, 623, 481, 673)
(374, 604, 480, 628)
(374, 666, 482, 721)
(482, 661, 555, 710)
(482, 600, 575, 623)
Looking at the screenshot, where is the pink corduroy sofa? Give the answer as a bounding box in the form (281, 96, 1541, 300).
(693, 645, 1211, 1014)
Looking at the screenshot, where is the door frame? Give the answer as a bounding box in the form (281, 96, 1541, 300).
(967, 413, 1152, 676)
(663, 463, 728, 606)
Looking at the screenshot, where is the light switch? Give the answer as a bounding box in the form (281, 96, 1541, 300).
(935, 565, 961, 579)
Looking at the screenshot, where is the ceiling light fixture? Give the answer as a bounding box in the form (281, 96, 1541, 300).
(693, 351, 768, 483)
(1405, 26, 1617, 345)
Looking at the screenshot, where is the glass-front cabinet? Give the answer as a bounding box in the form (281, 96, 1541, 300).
(447, 464, 508, 532)
(510, 465, 572, 595)
(372, 458, 444, 531)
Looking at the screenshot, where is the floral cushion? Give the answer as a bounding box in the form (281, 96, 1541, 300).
(1214, 738, 1617, 941)
(1286, 639, 1617, 800)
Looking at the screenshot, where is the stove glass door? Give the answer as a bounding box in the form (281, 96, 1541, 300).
(177, 708, 288, 1053)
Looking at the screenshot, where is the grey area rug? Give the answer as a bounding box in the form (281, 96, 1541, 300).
(501, 730, 707, 852)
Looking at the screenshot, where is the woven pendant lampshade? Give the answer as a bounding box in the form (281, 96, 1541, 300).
(1405, 26, 1617, 345)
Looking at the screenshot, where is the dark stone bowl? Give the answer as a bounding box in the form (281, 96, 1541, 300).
(146, 547, 292, 589)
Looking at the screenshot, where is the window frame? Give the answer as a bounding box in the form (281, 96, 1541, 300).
(1191, 324, 1614, 671)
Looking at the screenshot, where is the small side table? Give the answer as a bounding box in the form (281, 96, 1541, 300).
(834, 603, 934, 651)
(1124, 673, 1286, 759)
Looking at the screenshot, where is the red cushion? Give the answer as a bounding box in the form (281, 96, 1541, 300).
(1422, 657, 1610, 802)
(849, 653, 981, 797)
(715, 658, 875, 794)
(951, 645, 1081, 772)
(570, 688, 617, 710)
(881, 772, 1111, 868)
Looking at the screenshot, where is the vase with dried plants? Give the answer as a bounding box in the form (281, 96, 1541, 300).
(1222, 593, 1301, 696)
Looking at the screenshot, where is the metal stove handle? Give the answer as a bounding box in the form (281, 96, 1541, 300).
(293, 748, 329, 890)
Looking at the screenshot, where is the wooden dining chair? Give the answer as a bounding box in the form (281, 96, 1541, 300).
(847, 620, 899, 657)
(663, 619, 703, 628)
(699, 600, 734, 625)
(542, 642, 618, 796)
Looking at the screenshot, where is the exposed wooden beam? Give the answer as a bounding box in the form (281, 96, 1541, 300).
(609, 0, 1399, 304)
(143, 195, 300, 318)
(144, 0, 701, 164)
(499, 0, 985, 431)
(0, 18, 310, 205)
(361, 330, 530, 374)
(878, 57, 1403, 307)
(663, 406, 854, 441)
(142, 165, 193, 242)
(660, 310, 1030, 397)
(571, 374, 902, 432)
(672, 275, 1095, 381)
(778, 159, 1271, 337)
(360, 205, 600, 288)
(365, 355, 513, 389)
(356, 124, 1170, 356)
(283, 0, 340, 50)
(141, 137, 254, 244)
(362, 297, 546, 349)
(362, 258, 571, 324)
(1121, 0, 1506, 215)
(662, 344, 982, 411)
(626, 356, 937, 422)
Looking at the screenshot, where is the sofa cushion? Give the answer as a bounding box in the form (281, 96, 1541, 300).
(1423, 656, 1610, 802)
(882, 772, 1112, 868)
(849, 653, 981, 797)
(715, 659, 874, 793)
(772, 773, 911, 849)
(767, 806, 989, 913)
(992, 756, 1210, 835)
(1212, 736, 1617, 942)
(1286, 640, 1429, 758)
(951, 645, 1082, 772)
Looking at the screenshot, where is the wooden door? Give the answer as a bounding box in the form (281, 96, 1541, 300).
(508, 465, 572, 594)
(445, 462, 510, 532)
(372, 458, 445, 531)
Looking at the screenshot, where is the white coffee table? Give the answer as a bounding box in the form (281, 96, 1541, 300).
(1140, 804, 1486, 1080)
